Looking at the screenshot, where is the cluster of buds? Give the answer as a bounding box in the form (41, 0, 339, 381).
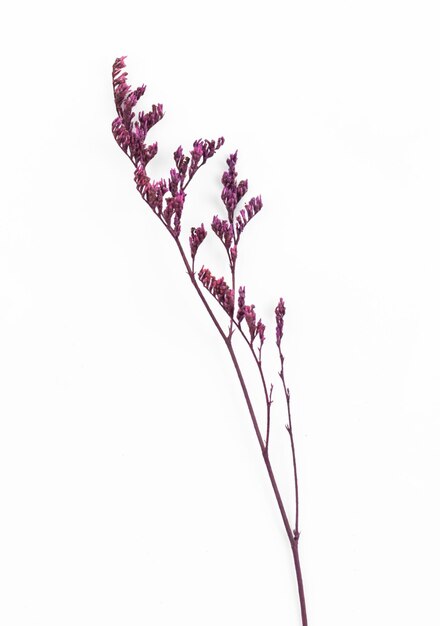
(163, 194, 185, 237)
(244, 304, 257, 339)
(257, 319, 266, 345)
(113, 57, 130, 113)
(134, 165, 168, 216)
(211, 215, 234, 250)
(275, 298, 286, 347)
(189, 138, 225, 180)
(168, 146, 189, 198)
(221, 152, 249, 221)
(112, 57, 224, 240)
(198, 267, 234, 317)
(189, 224, 207, 260)
(236, 196, 263, 240)
(169, 138, 224, 198)
(112, 57, 164, 167)
(230, 245, 238, 264)
(237, 287, 246, 323)
(112, 117, 131, 153)
(236, 286, 265, 349)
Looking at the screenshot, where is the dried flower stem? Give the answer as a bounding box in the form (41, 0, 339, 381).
(111, 57, 308, 625)
(278, 342, 307, 622)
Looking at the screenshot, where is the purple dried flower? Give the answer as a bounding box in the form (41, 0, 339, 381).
(139, 104, 164, 133)
(189, 140, 204, 179)
(144, 142, 158, 164)
(275, 298, 286, 347)
(236, 287, 260, 344)
(244, 305, 257, 342)
(134, 163, 150, 195)
(222, 287, 235, 318)
(163, 193, 185, 236)
(147, 179, 168, 214)
(112, 117, 131, 153)
(121, 86, 146, 133)
(112, 58, 308, 624)
(174, 146, 190, 178)
(131, 128, 158, 166)
(211, 215, 234, 249)
(236, 195, 263, 239)
(237, 286, 246, 323)
(189, 224, 207, 260)
(198, 267, 234, 317)
(237, 179, 249, 202)
(112, 57, 130, 117)
(257, 319, 266, 345)
(135, 164, 168, 215)
(173, 139, 225, 190)
(168, 168, 184, 197)
(111, 57, 164, 167)
(202, 137, 225, 159)
(186, 137, 225, 184)
(221, 152, 248, 222)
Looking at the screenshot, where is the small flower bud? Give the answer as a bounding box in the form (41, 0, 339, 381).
(275, 298, 286, 347)
(237, 286, 246, 323)
(189, 224, 207, 260)
(244, 305, 257, 342)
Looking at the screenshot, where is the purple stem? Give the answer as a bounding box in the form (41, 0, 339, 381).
(278, 343, 307, 623)
(278, 348, 300, 536)
(235, 321, 273, 451)
(174, 238, 308, 625)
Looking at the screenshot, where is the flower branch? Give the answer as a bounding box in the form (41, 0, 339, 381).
(111, 56, 308, 626)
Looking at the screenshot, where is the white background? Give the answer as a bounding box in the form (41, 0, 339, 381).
(1, 1, 439, 624)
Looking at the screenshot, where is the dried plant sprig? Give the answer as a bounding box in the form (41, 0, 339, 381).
(111, 56, 308, 625)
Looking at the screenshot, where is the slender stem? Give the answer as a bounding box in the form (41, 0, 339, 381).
(174, 237, 308, 625)
(292, 537, 308, 626)
(278, 347, 300, 535)
(278, 345, 307, 624)
(225, 332, 308, 626)
(234, 321, 273, 451)
(228, 259, 236, 339)
(266, 383, 273, 451)
(224, 338, 295, 546)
